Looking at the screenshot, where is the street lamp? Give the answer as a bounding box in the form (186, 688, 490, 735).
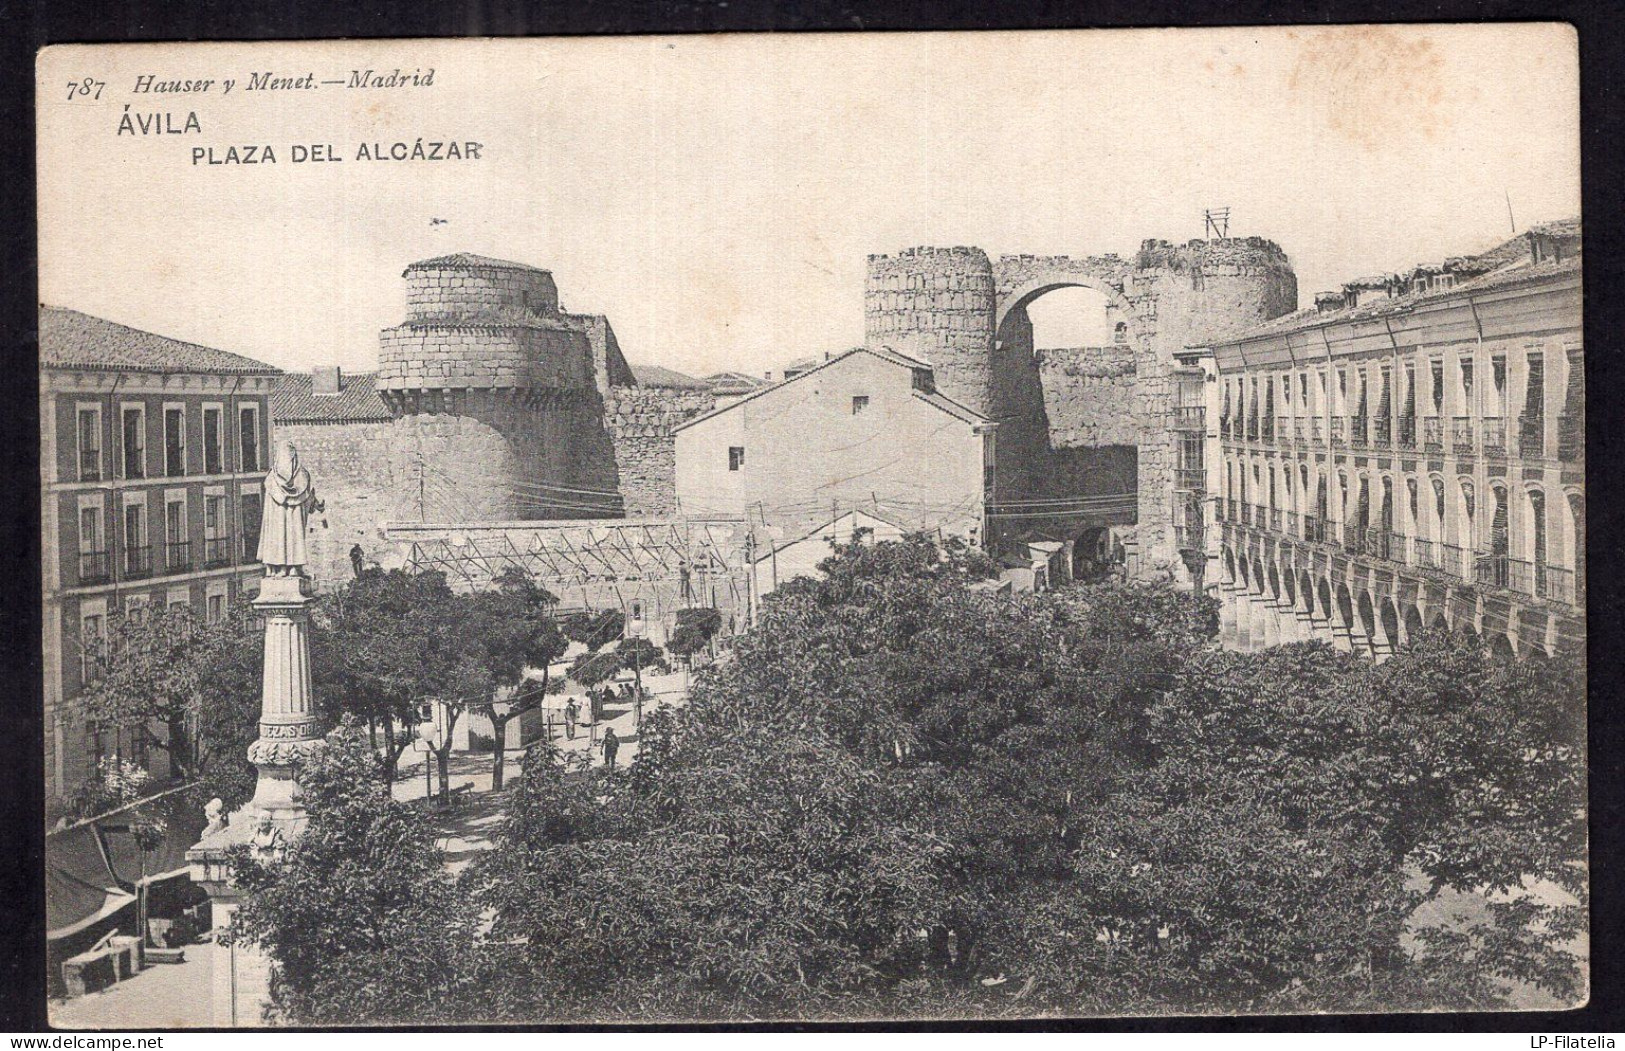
(416, 719, 438, 801)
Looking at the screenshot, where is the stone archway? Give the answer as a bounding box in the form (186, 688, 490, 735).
(1404, 604, 1425, 644)
(1381, 598, 1401, 651)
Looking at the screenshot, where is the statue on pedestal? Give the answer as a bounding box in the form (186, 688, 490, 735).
(259, 442, 325, 576)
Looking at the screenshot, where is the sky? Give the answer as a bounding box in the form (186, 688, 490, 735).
(37, 25, 1579, 379)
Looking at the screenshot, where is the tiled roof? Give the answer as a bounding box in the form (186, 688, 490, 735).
(404, 253, 551, 274)
(630, 362, 710, 390)
(1207, 220, 1581, 346)
(39, 307, 281, 376)
(271, 371, 392, 423)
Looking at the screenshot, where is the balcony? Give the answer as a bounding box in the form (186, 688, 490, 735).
(1371, 415, 1391, 449)
(1175, 468, 1205, 491)
(1330, 417, 1346, 447)
(1349, 416, 1368, 448)
(1397, 416, 1416, 450)
(79, 550, 110, 584)
(1422, 417, 1444, 454)
(1261, 418, 1275, 443)
(164, 540, 192, 575)
(1411, 537, 1438, 570)
(1482, 417, 1507, 457)
(1519, 415, 1546, 458)
(1308, 418, 1323, 445)
(1220, 418, 1231, 440)
(124, 545, 153, 580)
(1362, 529, 1404, 562)
(1282, 510, 1299, 537)
(1303, 515, 1326, 543)
(1451, 417, 1475, 457)
(1246, 418, 1259, 442)
(1558, 414, 1582, 462)
(204, 535, 234, 568)
(1225, 498, 1238, 523)
(1438, 543, 1471, 579)
(1475, 554, 1535, 597)
(1541, 564, 1583, 607)
(1268, 508, 1283, 532)
(1172, 406, 1205, 431)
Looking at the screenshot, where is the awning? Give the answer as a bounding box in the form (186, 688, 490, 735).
(45, 822, 134, 941)
(100, 788, 207, 886)
(45, 785, 207, 940)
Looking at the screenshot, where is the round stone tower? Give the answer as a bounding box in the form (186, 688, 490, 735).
(376, 254, 603, 522)
(864, 246, 998, 417)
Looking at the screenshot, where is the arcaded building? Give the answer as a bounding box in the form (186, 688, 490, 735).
(1201, 221, 1583, 658)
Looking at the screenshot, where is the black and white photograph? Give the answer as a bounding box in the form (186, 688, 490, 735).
(31, 25, 1588, 1028)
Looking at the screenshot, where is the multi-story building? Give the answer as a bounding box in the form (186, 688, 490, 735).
(1194, 220, 1582, 658)
(40, 307, 281, 812)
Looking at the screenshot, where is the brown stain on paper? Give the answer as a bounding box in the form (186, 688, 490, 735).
(1287, 26, 1450, 150)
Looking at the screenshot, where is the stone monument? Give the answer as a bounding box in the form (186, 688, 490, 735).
(187, 442, 325, 1026)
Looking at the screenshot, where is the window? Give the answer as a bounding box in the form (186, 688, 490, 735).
(205, 494, 222, 534)
(121, 405, 146, 479)
(164, 405, 186, 476)
(239, 405, 261, 472)
(167, 588, 190, 610)
(207, 593, 225, 623)
(631, 600, 643, 621)
(79, 505, 100, 553)
(203, 406, 223, 475)
(728, 446, 745, 472)
(80, 601, 106, 684)
(165, 494, 188, 572)
(851, 395, 870, 415)
(76, 406, 102, 481)
(241, 491, 263, 561)
(123, 499, 148, 576)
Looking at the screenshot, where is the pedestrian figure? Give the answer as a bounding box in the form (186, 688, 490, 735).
(349, 543, 365, 579)
(601, 727, 620, 769)
(564, 697, 579, 740)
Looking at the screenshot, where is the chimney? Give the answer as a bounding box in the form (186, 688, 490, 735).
(312, 366, 342, 395)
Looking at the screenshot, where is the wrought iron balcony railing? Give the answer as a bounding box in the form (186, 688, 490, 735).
(164, 540, 192, 575)
(1397, 416, 1417, 449)
(124, 545, 153, 579)
(1451, 417, 1475, 457)
(1423, 417, 1444, 454)
(1482, 416, 1507, 457)
(204, 535, 234, 568)
(79, 550, 110, 584)
(1519, 415, 1546, 459)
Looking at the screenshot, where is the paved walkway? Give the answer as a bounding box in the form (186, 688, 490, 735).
(50, 940, 215, 1029)
(391, 669, 692, 871)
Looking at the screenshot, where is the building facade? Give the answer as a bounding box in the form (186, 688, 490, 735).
(673, 346, 996, 546)
(40, 308, 280, 812)
(1198, 221, 1583, 658)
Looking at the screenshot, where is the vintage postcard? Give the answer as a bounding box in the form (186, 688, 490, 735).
(37, 27, 1584, 1026)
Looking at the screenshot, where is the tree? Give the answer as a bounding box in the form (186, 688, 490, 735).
(75, 598, 263, 812)
(229, 716, 483, 1024)
(310, 568, 467, 786)
(236, 534, 1588, 1021)
(665, 607, 722, 665)
(462, 568, 566, 790)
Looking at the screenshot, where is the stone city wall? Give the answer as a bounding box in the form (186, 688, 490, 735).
(605, 386, 717, 517)
(1037, 345, 1141, 449)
